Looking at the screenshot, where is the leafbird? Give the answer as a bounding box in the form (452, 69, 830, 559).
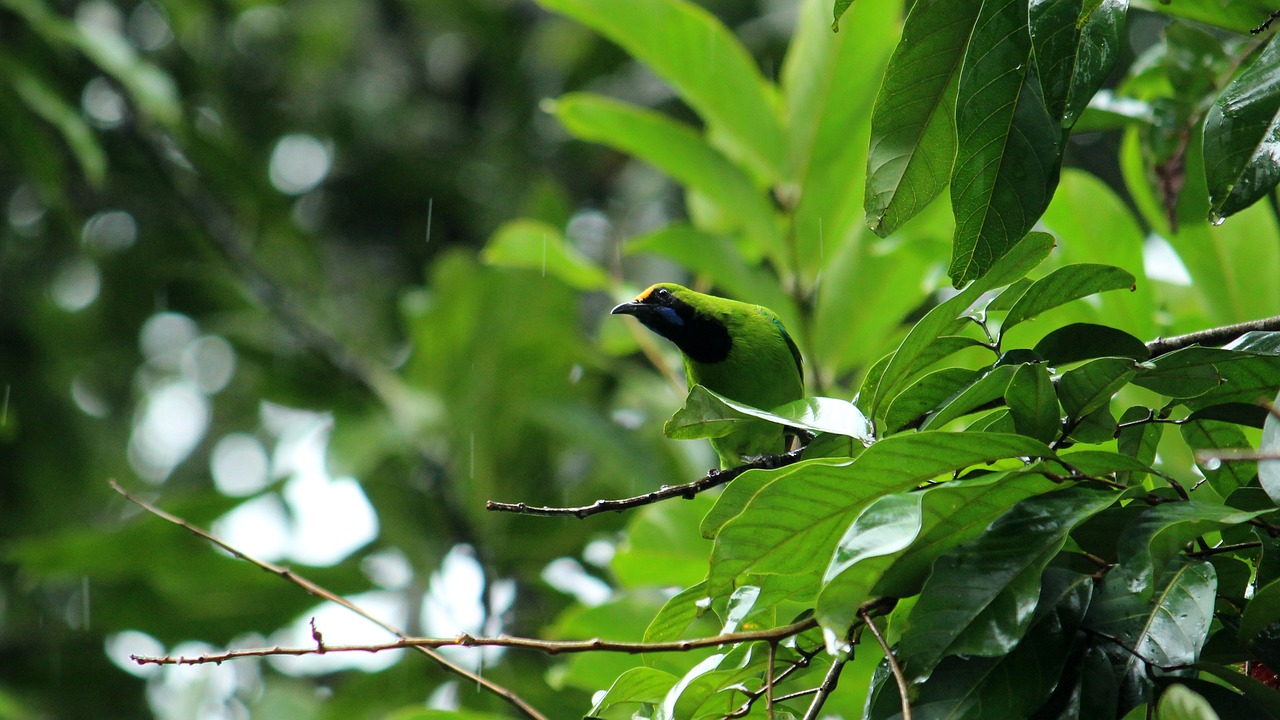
(612, 283, 804, 468)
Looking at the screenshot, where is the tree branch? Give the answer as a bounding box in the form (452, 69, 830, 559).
(860, 608, 911, 720)
(485, 447, 806, 518)
(130, 616, 820, 666)
(109, 480, 549, 720)
(1145, 314, 1280, 358)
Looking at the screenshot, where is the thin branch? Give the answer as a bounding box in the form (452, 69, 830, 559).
(1186, 541, 1262, 559)
(109, 480, 549, 720)
(1253, 9, 1280, 34)
(1145, 314, 1280, 358)
(860, 608, 911, 720)
(130, 617, 821, 666)
(727, 640, 826, 718)
(802, 631, 855, 720)
(486, 447, 806, 518)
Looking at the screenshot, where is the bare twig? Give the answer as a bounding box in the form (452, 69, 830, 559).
(859, 608, 911, 720)
(109, 480, 549, 720)
(486, 447, 806, 518)
(1185, 541, 1263, 559)
(1145, 314, 1280, 358)
(802, 632, 855, 720)
(726, 640, 826, 718)
(130, 616, 820, 666)
(1253, 9, 1280, 34)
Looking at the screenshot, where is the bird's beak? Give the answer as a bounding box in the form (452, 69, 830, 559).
(611, 300, 645, 316)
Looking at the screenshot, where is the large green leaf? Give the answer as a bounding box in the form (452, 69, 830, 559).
(551, 94, 778, 256)
(664, 385, 872, 441)
(817, 470, 1061, 630)
(1116, 502, 1269, 592)
(1033, 323, 1151, 365)
(1057, 357, 1139, 421)
(864, 0, 975, 236)
(1179, 420, 1256, 498)
(537, 0, 785, 180)
(897, 487, 1117, 679)
(1000, 264, 1136, 335)
(1155, 685, 1220, 720)
(884, 367, 983, 433)
(919, 363, 1019, 430)
(1031, 0, 1129, 126)
(1086, 560, 1217, 711)
(867, 568, 1093, 720)
(1203, 33, 1280, 221)
(482, 219, 610, 290)
(1262, 389, 1280, 506)
(1007, 363, 1062, 443)
(870, 231, 1056, 420)
(590, 667, 680, 715)
(707, 432, 1054, 595)
(948, 0, 1063, 286)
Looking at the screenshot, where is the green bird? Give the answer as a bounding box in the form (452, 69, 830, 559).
(612, 283, 804, 468)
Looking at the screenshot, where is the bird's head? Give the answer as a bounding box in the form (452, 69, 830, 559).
(611, 283, 731, 363)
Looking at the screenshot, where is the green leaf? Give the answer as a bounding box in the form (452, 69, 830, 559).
(1192, 663, 1280, 718)
(481, 220, 610, 290)
(1180, 420, 1256, 497)
(1031, 0, 1130, 126)
(920, 363, 1019, 430)
(590, 667, 681, 715)
(1118, 502, 1270, 591)
(1155, 684, 1220, 720)
(948, 0, 1063, 286)
(664, 386, 871, 441)
(871, 231, 1055, 418)
(537, 0, 785, 180)
(1262, 389, 1280, 506)
(612, 494, 716, 589)
(868, 568, 1093, 720)
(897, 487, 1117, 679)
(1033, 323, 1151, 365)
(1240, 578, 1280, 647)
(551, 94, 778, 257)
(708, 432, 1055, 595)
(1001, 264, 1136, 335)
(645, 581, 710, 644)
(884, 367, 983, 433)
(1086, 560, 1217, 710)
(819, 470, 1061, 630)
(1203, 33, 1280, 221)
(864, 0, 974, 236)
(1058, 357, 1139, 420)
(815, 492, 924, 629)
(1007, 363, 1062, 443)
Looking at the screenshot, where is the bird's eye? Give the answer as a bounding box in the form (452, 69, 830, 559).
(654, 287, 671, 301)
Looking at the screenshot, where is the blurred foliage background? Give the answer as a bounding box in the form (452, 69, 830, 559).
(3, 0, 1280, 718)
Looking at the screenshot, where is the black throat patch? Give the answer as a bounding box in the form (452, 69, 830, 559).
(640, 295, 732, 364)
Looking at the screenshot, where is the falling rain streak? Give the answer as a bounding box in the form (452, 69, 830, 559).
(425, 197, 434, 244)
(1, 384, 9, 426)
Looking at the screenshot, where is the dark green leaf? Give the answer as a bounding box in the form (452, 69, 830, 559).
(1033, 323, 1151, 365)
(1192, 663, 1280, 718)
(864, 0, 975, 236)
(871, 231, 1055, 418)
(1086, 560, 1217, 711)
(1007, 363, 1062, 443)
(948, 0, 1063, 286)
(921, 364, 1019, 430)
(1186, 403, 1271, 429)
(868, 569, 1094, 720)
(1001, 264, 1136, 334)
(708, 432, 1055, 595)
(1203, 33, 1280, 221)
(1068, 404, 1119, 444)
(884, 367, 983, 433)
(1180, 420, 1256, 497)
(898, 487, 1117, 679)
(1058, 357, 1139, 420)
(1032, 0, 1130, 126)
(1117, 502, 1269, 589)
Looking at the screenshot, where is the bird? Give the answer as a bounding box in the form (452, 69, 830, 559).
(611, 283, 804, 468)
